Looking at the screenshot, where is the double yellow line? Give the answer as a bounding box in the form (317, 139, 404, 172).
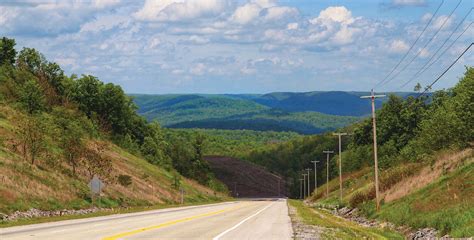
(102, 203, 244, 240)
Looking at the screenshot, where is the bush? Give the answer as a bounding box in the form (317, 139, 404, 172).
(117, 174, 132, 187)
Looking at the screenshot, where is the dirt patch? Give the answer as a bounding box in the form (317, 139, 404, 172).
(205, 156, 286, 198)
(383, 148, 473, 203)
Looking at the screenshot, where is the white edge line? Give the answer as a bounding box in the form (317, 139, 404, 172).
(212, 202, 275, 240)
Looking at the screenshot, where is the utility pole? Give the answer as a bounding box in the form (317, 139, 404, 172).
(361, 89, 386, 211)
(311, 160, 319, 194)
(305, 168, 312, 197)
(323, 150, 334, 198)
(302, 173, 308, 198)
(333, 133, 349, 203)
(299, 178, 303, 199)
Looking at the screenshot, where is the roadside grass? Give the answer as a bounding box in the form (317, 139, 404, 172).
(0, 200, 227, 228)
(373, 161, 474, 237)
(311, 149, 473, 238)
(289, 200, 403, 239)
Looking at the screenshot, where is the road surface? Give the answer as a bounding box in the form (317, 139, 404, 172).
(1, 199, 293, 240)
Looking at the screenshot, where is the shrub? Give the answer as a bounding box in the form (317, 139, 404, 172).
(117, 174, 132, 187)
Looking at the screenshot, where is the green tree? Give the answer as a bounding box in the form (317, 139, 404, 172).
(19, 79, 46, 114)
(0, 37, 16, 65)
(17, 48, 44, 74)
(17, 116, 46, 165)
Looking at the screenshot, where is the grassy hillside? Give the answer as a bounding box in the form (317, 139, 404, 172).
(0, 38, 229, 219)
(310, 149, 473, 237)
(0, 105, 226, 215)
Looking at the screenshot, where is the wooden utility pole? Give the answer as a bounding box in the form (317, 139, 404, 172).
(305, 168, 312, 196)
(323, 150, 334, 198)
(302, 173, 308, 198)
(299, 178, 304, 199)
(311, 160, 319, 194)
(333, 133, 349, 203)
(361, 89, 386, 211)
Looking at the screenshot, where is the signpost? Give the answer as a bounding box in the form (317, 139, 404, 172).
(88, 175, 105, 207)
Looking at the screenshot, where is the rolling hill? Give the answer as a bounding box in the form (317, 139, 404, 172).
(131, 91, 413, 134)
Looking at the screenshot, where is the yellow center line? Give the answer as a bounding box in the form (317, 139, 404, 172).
(102, 203, 247, 240)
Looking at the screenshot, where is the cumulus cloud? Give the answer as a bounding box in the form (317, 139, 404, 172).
(311, 6, 355, 25)
(388, 39, 409, 53)
(230, 3, 262, 24)
(230, 0, 298, 25)
(134, 0, 228, 22)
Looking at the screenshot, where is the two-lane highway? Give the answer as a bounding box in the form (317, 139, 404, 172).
(0, 199, 293, 240)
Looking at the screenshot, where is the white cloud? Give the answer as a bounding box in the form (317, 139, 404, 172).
(389, 39, 409, 53)
(264, 6, 298, 21)
(287, 22, 298, 30)
(93, 0, 121, 9)
(134, 0, 228, 22)
(391, 0, 426, 7)
(0, 7, 18, 26)
(252, 0, 277, 8)
(183, 35, 210, 44)
(418, 48, 430, 58)
(190, 63, 207, 75)
(331, 26, 359, 45)
(80, 14, 129, 33)
(431, 15, 453, 30)
(230, 3, 262, 24)
(311, 6, 354, 25)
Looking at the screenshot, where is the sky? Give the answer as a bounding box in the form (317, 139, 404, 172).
(0, 0, 472, 94)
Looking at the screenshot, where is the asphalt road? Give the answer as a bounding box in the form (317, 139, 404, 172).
(0, 199, 293, 240)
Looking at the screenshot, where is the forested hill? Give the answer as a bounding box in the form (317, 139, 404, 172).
(0, 37, 228, 214)
(131, 92, 413, 134)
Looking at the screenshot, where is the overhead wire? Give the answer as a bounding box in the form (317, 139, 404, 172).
(398, 7, 473, 90)
(373, 0, 445, 89)
(378, 0, 462, 89)
(417, 42, 473, 98)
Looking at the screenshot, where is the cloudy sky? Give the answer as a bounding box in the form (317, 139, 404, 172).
(1, 0, 472, 94)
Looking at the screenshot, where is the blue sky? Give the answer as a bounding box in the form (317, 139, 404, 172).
(1, 0, 472, 94)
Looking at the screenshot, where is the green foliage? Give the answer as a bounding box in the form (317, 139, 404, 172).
(133, 94, 361, 134)
(0, 37, 16, 66)
(19, 79, 46, 114)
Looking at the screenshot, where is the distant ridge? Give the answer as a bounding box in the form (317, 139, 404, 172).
(131, 91, 414, 134)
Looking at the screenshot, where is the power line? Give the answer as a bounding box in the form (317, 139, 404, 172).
(415, 22, 473, 84)
(417, 42, 473, 98)
(380, 0, 462, 89)
(398, 7, 473, 90)
(374, 0, 444, 89)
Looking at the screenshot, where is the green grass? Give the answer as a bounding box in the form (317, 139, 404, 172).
(0, 200, 228, 228)
(289, 200, 403, 239)
(374, 162, 474, 237)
